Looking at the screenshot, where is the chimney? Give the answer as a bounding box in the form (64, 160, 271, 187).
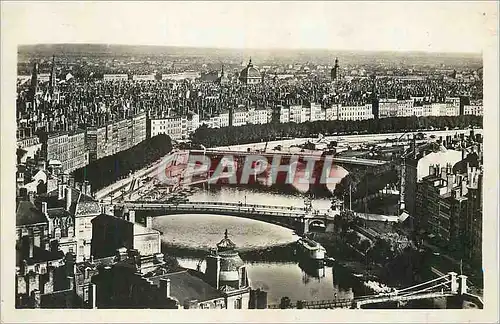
(447, 174, 455, 193)
(68, 176, 75, 188)
(29, 236, 34, 259)
(65, 186, 72, 211)
(58, 183, 65, 200)
(31, 289, 41, 308)
(48, 266, 54, 282)
(440, 167, 447, 180)
(68, 276, 74, 291)
(28, 191, 35, 204)
(41, 202, 48, 215)
(160, 278, 171, 299)
(155, 253, 164, 263)
(50, 240, 59, 253)
(43, 238, 50, 251)
(146, 216, 153, 229)
(446, 163, 452, 175)
(88, 283, 97, 309)
(128, 210, 135, 223)
(116, 247, 128, 262)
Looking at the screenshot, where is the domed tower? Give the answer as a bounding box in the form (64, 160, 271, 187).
(239, 58, 261, 85)
(205, 230, 248, 290)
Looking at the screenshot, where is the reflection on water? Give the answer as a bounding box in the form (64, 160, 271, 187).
(152, 186, 356, 305)
(152, 199, 355, 305)
(153, 214, 300, 250)
(187, 186, 333, 210)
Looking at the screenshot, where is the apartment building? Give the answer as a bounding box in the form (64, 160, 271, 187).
(338, 104, 373, 121)
(44, 130, 89, 174)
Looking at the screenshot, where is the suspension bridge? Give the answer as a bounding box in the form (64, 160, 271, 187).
(267, 272, 483, 309)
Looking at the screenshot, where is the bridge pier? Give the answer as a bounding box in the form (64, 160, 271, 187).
(127, 210, 136, 223)
(303, 219, 310, 235)
(446, 272, 469, 309)
(457, 274, 468, 295)
(448, 272, 458, 294)
(325, 220, 335, 233)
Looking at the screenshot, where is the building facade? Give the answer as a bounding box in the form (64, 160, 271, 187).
(44, 130, 89, 174)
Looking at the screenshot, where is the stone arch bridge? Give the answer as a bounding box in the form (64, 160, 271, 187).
(111, 201, 335, 235)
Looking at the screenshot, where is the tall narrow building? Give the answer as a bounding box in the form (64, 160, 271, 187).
(330, 58, 339, 81)
(29, 62, 38, 108)
(49, 55, 57, 95)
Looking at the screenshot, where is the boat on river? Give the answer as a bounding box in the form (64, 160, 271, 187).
(296, 237, 326, 263)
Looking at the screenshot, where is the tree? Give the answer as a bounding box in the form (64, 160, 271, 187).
(279, 297, 292, 309)
(359, 239, 372, 254)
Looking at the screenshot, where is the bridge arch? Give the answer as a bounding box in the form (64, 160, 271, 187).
(308, 219, 326, 228)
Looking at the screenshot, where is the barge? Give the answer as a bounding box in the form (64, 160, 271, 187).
(296, 237, 326, 263)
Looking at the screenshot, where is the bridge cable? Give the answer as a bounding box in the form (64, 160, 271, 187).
(355, 276, 450, 301)
(397, 274, 449, 293)
(398, 280, 451, 299)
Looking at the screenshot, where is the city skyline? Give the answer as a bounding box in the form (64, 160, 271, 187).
(4, 1, 495, 53)
(3, 0, 498, 321)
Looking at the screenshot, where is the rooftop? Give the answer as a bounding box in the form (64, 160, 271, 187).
(16, 200, 48, 227)
(16, 245, 64, 266)
(47, 207, 71, 219)
(150, 269, 223, 305)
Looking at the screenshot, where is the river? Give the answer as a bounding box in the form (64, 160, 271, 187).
(151, 185, 359, 305)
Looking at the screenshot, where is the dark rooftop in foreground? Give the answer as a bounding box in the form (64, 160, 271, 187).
(16, 200, 47, 227)
(148, 269, 223, 305)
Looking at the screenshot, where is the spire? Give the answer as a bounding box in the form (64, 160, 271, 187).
(50, 55, 57, 95)
(30, 61, 39, 107)
(217, 229, 236, 252)
(248, 57, 253, 67)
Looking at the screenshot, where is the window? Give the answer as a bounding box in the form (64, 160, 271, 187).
(234, 298, 242, 309)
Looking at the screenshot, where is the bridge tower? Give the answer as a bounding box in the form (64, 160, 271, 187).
(447, 272, 470, 309)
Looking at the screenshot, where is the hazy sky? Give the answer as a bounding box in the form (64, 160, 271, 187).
(3, 1, 496, 53)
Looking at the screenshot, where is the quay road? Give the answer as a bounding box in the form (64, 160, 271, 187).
(215, 129, 483, 152)
(95, 152, 177, 200)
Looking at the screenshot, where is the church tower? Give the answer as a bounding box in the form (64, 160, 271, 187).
(49, 55, 57, 95)
(331, 57, 339, 81)
(218, 64, 229, 85)
(48, 55, 60, 104)
(29, 62, 39, 109)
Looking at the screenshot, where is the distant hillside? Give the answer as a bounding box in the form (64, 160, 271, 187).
(17, 43, 482, 66)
